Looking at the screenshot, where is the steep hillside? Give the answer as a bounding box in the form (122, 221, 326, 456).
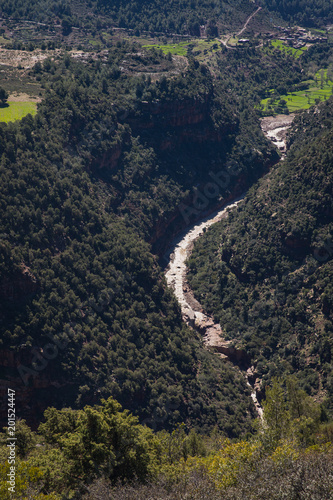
(1, 0, 331, 34)
(188, 97, 333, 408)
(2, 0, 332, 30)
(0, 0, 259, 33)
(0, 45, 279, 434)
(1, 0, 331, 440)
(261, 0, 333, 27)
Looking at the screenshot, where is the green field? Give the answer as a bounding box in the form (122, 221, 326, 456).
(270, 39, 309, 59)
(143, 41, 189, 56)
(310, 28, 327, 34)
(0, 101, 37, 122)
(261, 69, 333, 113)
(143, 39, 222, 57)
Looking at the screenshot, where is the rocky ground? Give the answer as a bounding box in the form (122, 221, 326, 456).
(260, 114, 295, 152)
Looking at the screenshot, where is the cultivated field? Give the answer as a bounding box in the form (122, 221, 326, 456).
(0, 93, 39, 122)
(261, 69, 333, 113)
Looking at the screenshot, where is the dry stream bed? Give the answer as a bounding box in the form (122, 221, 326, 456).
(164, 115, 295, 418)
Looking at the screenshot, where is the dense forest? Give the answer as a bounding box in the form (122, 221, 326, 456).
(0, 0, 331, 34)
(0, 0, 331, 443)
(0, 0, 253, 33)
(0, 42, 282, 434)
(92, 0, 254, 34)
(261, 0, 333, 27)
(0, 0, 333, 497)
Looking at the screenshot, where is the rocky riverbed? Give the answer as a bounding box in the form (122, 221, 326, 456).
(164, 198, 263, 418)
(164, 113, 296, 419)
(260, 113, 295, 152)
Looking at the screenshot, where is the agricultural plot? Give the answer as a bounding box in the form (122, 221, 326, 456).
(142, 41, 189, 56)
(270, 39, 309, 59)
(0, 101, 37, 122)
(143, 39, 222, 57)
(261, 69, 333, 113)
(227, 36, 239, 46)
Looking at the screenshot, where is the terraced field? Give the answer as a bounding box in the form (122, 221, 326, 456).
(261, 69, 333, 113)
(143, 39, 222, 57)
(270, 39, 309, 58)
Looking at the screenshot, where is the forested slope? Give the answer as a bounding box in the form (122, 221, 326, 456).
(0, 0, 255, 32)
(0, 44, 280, 434)
(0, 0, 331, 34)
(188, 96, 333, 409)
(0, 0, 331, 437)
(1, 378, 333, 498)
(261, 0, 333, 27)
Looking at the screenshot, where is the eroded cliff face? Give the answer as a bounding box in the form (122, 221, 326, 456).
(94, 95, 238, 171)
(128, 97, 234, 148)
(0, 346, 79, 430)
(134, 98, 211, 128)
(0, 265, 39, 302)
(0, 267, 78, 429)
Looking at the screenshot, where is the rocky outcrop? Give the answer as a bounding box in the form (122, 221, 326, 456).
(91, 92, 235, 175)
(126, 97, 237, 151)
(98, 141, 123, 169)
(214, 343, 250, 365)
(0, 346, 78, 430)
(260, 114, 295, 153)
(0, 265, 39, 302)
(185, 304, 250, 366)
(138, 98, 210, 128)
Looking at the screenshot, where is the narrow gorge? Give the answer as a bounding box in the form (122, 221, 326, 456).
(164, 115, 296, 419)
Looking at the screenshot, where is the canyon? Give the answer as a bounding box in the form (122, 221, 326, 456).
(164, 115, 295, 418)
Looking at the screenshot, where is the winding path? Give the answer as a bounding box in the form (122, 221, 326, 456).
(219, 6, 262, 49)
(237, 6, 262, 37)
(165, 198, 243, 328)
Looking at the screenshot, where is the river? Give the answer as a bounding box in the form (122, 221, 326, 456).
(163, 115, 295, 419)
